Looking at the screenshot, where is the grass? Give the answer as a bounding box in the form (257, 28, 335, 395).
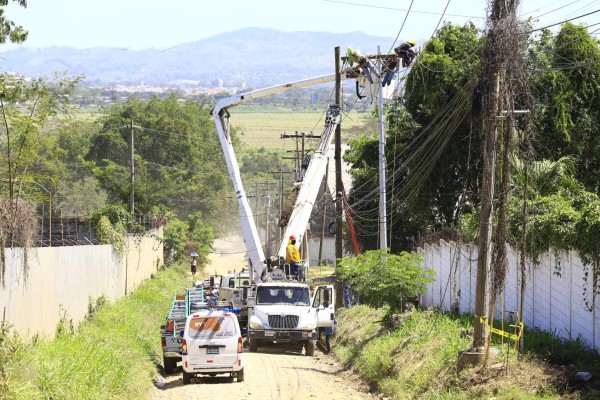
(307, 265, 336, 280)
(231, 110, 370, 148)
(333, 305, 600, 399)
(0, 262, 194, 400)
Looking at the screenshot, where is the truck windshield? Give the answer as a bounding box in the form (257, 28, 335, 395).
(256, 287, 310, 306)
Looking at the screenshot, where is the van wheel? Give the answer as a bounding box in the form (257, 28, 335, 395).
(305, 340, 315, 356)
(237, 368, 245, 382)
(249, 338, 258, 352)
(163, 356, 177, 375)
(182, 371, 191, 385)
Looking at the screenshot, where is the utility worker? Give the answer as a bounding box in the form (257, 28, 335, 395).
(285, 235, 301, 280)
(394, 40, 417, 68)
(381, 53, 399, 86)
(346, 47, 374, 84)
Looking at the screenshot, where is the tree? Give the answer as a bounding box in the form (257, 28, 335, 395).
(337, 249, 434, 316)
(0, 73, 82, 202)
(0, 1, 28, 45)
(529, 23, 600, 194)
(85, 95, 236, 233)
(0, 72, 82, 285)
(345, 23, 483, 252)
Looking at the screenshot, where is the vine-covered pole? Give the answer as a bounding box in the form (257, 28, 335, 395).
(473, 0, 519, 351)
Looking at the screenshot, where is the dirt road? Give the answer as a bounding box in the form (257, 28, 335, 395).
(148, 236, 371, 400)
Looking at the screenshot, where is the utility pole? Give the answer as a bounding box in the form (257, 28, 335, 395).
(265, 181, 270, 258)
(473, 0, 515, 352)
(255, 181, 259, 228)
(129, 119, 135, 217)
(279, 166, 284, 247)
(318, 158, 329, 265)
(377, 48, 388, 251)
(334, 46, 343, 265)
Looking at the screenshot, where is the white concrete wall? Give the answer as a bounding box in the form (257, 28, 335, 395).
(0, 228, 163, 337)
(419, 240, 600, 351)
(307, 236, 336, 265)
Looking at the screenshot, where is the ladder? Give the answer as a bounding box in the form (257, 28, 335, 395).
(167, 292, 187, 336)
(186, 286, 208, 314)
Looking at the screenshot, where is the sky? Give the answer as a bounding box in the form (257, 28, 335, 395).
(5, 0, 600, 50)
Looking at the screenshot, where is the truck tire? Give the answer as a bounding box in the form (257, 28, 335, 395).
(249, 338, 258, 352)
(305, 340, 315, 356)
(237, 368, 245, 382)
(182, 370, 192, 385)
(163, 355, 177, 375)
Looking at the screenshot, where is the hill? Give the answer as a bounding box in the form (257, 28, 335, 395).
(0, 28, 394, 88)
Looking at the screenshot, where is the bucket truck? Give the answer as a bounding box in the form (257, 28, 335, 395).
(210, 59, 393, 354)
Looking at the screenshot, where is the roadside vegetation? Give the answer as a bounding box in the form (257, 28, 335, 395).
(0, 262, 192, 400)
(334, 305, 600, 399)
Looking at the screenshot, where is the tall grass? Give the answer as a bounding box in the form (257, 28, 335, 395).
(1, 262, 192, 400)
(333, 306, 589, 399)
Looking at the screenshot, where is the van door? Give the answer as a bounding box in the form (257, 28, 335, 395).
(311, 285, 335, 328)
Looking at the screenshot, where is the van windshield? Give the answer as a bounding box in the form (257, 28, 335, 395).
(256, 287, 310, 306)
(187, 316, 237, 339)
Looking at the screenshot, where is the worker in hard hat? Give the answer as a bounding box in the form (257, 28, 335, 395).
(381, 52, 399, 86)
(394, 40, 417, 68)
(286, 235, 301, 280)
(346, 47, 374, 84)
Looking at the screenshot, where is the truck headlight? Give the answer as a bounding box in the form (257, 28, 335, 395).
(249, 315, 264, 330)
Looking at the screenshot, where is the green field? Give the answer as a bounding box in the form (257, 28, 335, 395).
(231, 110, 370, 149)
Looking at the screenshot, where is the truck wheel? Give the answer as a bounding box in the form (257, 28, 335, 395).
(182, 371, 192, 385)
(305, 340, 315, 356)
(249, 338, 258, 352)
(163, 356, 177, 375)
(237, 368, 245, 382)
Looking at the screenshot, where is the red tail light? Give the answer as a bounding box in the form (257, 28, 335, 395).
(182, 339, 188, 356)
(237, 336, 243, 354)
(161, 337, 166, 347)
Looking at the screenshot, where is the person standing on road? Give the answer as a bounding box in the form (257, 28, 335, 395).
(286, 235, 301, 280)
(191, 255, 198, 276)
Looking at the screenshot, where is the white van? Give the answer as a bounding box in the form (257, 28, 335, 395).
(181, 310, 244, 384)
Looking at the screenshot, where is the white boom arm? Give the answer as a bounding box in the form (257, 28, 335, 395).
(276, 105, 340, 261)
(211, 71, 355, 281)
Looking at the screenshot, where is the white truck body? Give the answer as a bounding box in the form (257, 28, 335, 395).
(246, 282, 335, 355)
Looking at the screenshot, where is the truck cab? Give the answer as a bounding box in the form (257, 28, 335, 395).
(246, 282, 334, 356)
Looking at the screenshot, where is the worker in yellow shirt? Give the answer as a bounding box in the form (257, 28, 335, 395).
(286, 235, 301, 280)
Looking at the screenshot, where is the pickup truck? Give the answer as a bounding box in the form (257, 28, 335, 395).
(160, 285, 206, 374)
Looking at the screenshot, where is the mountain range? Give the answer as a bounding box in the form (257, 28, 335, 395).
(0, 28, 396, 88)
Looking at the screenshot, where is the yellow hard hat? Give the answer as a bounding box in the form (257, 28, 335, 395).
(407, 40, 416, 46)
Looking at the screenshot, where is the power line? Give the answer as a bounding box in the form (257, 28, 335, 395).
(526, 7, 600, 33)
(323, 0, 483, 19)
(431, 0, 452, 39)
(387, 0, 415, 54)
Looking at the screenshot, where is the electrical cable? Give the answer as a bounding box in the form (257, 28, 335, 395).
(387, 0, 415, 55)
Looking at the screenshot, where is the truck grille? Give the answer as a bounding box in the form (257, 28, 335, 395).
(268, 315, 299, 329)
